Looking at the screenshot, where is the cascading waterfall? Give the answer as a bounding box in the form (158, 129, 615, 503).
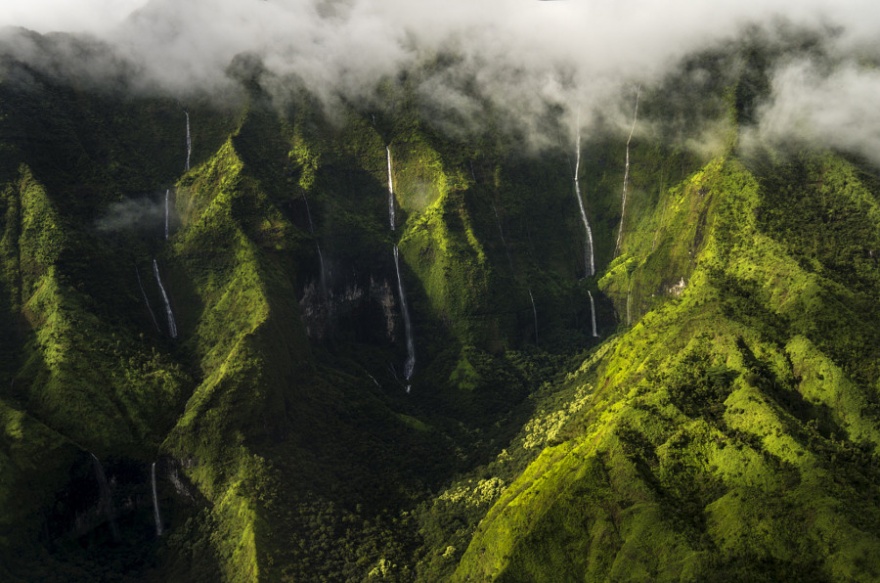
(151, 462, 163, 537)
(573, 114, 595, 277)
(393, 245, 415, 391)
(135, 266, 160, 333)
(153, 259, 178, 338)
(528, 288, 539, 344)
(164, 189, 170, 240)
(302, 193, 328, 296)
(588, 290, 599, 338)
(386, 146, 396, 230)
(385, 144, 415, 388)
(614, 88, 640, 256)
(185, 111, 192, 171)
(90, 454, 120, 542)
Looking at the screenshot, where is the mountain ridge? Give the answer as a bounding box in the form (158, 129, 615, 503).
(2, 24, 880, 582)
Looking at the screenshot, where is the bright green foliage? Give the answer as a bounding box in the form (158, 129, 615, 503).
(454, 154, 880, 582)
(3, 29, 880, 583)
(162, 108, 314, 579)
(4, 166, 187, 450)
(397, 140, 493, 346)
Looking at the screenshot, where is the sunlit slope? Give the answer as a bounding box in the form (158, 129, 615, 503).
(455, 155, 880, 582)
(6, 27, 879, 582)
(0, 58, 601, 578)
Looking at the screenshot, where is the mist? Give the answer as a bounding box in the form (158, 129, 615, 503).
(3, 0, 880, 157)
(746, 59, 880, 166)
(96, 196, 171, 234)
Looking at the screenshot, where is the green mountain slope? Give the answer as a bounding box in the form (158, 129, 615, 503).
(454, 154, 880, 582)
(1, 26, 880, 583)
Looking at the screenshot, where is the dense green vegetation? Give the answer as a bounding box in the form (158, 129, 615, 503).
(1, 26, 880, 583)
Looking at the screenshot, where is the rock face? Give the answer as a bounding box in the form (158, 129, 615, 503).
(1, 25, 880, 583)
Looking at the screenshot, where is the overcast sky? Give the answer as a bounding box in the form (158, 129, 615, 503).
(1, 0, 148, 33)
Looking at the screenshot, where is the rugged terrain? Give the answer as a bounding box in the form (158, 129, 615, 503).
(1, 25, 880, 582)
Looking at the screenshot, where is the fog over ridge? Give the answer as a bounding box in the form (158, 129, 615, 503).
(3, 0, 880, 157)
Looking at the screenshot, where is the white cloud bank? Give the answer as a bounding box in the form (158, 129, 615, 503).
(3, 0, 880, 157)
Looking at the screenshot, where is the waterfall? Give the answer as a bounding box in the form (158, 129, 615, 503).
(153, 259, 178, 338)
(386, 146, 396, 231)
(386, 145, 414, 390)
(573, 115, 595, 277)
(303, 193, 328, 296)
(528, 288, 538, 344)
(185, 112, 192, 171)
(90, 454, 120, 542)
(316, 242, 328, 297)
(615, 88, 640, 256)
(626, 290, 633, 326)
(393, 245, 415, 390)
(151, 462, 163, 537)
(164, 189, 170, 240)
(492, 202, 514, 272)
(302, 192, 316, 234)
(588, 290, 599, 338)
(135, 266, 160, 333)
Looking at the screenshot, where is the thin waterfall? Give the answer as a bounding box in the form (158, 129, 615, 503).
(386, 146, 396, 231)
(615, 88, 640, 256)
(153, 259, 178, 339)
(316, 242, 328, 297)
(528, 288, 538, 344)
(135, 266, 160, 333)
(185, 112, 192, 171)
(164, 189, 170, 240)
(492, 201, 514, 272)
(302, 192, 316, 234)
(626, 287, 633, 326)
(573, 114, 595, 276)
(393, 245, 415, 390)
(90, 454, 120, 542)
(151, 462, 163, 537)
(303, 193, 328, 296)
(386, 145, 414, 389)
(588, 290, 599, 338)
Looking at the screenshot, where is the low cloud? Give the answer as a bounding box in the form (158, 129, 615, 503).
(746, 59, 880, 165)
(3, 1, 880, 156)
(96, 195, 170, 234)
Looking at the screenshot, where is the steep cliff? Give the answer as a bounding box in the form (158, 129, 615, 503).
(1, 25, 879, 583)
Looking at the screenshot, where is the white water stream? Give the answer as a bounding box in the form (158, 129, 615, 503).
(573, 116, 595, 277)
(393, 245, 415, 390)
(302, 192, 328, 296)
(528, 288, 538, 344)
(151, 462, 163, 537)
(588, 290, 599, 338)
(386, 146, 415, 388)
(316, 243, 328, 297)
(386, 146, 396, 230)
(136, 266, 160, 333)
(615, 88, 640, 256)
(153, 259, 178, 339)
(492, 201, 514, 272)
(302, 192, 316, 234)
